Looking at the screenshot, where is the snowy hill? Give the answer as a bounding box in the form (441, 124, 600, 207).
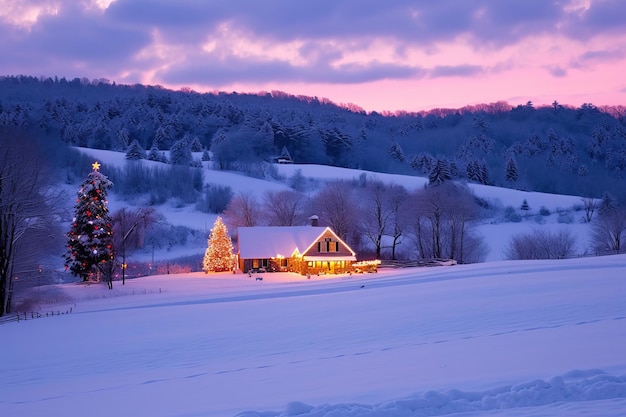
(75, 148, 593, 262)
(1, 255, 625, 416)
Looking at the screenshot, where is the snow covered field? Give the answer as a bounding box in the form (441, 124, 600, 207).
(3, 147, 620, 416)
(2, 255, 625, 416)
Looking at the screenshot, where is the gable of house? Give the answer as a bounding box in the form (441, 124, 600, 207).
(301, 228, 356, 260)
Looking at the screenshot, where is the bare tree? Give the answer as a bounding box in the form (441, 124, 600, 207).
(504, 228, 577, 260)
(262, 190, 307, 226)
(446, 184, 480, 262)
(312, 180, 359, 244)
(591, 205, 626, 254)
(387, 184, 409, 260)
(222, 192, 261, 230)
(405, 191, 430, 260)
(1, 130, 62, 315)
(359, 180, 392, 258)
(581, 196, 598, 223)
(404, 183, 486, 263)
(421, 185, 448, 259)
(111, 207, 157, 285)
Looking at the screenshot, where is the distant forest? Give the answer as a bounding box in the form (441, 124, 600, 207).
(1, 74, 625, 198)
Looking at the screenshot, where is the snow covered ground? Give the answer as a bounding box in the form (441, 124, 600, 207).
(4, 148, 618, 416)
(76, 148, 594, 262)
(1, 255, 625, 416)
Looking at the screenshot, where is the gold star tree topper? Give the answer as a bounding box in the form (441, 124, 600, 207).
(92, 161, 101, 171)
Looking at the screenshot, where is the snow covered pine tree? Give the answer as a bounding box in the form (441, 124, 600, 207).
(126, 139, 147, 160)
(65, 161, 115, 287)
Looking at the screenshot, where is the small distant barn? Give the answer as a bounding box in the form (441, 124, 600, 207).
(237, 223, 356, 275)
(273, 146, 293, 164)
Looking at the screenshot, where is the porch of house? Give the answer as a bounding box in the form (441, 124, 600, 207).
(240, 257, 354, 275)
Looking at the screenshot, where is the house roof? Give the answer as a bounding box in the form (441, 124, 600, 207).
(237, 226, 348, 259)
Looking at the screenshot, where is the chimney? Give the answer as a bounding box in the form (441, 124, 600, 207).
(309, 215, 319, 227)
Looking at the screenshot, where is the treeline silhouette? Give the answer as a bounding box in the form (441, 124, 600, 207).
(1, 74, 625, 198)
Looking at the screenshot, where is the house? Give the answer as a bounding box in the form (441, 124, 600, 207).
(237, 223, 356, 275)
(273, 146, 293, 164)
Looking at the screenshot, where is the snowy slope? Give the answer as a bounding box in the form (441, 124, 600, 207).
(75, 148, 594, 262)
(274, 162, 586, 212)
(1, 255, 625, 416)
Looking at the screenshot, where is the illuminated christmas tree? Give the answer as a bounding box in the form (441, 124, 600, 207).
(65, 161, 114, 282)
(203, 216, 234, 273)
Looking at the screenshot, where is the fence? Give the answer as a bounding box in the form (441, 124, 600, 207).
(0, 307, 73, 325)
(379, 260, 424, 268)
(379, 248, 625, 268)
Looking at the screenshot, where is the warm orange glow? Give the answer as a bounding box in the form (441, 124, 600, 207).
(302, 228, 356, 257)
(353, 260, 381, 267)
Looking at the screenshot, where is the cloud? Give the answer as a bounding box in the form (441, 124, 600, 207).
(568, 47, 625, 71)
(430, 65, 483, 78)
(0, 0, 624, 108)
(561, 0, 626, 39)
(577, 49, 624, 63)
(576, 0, 626, 32)
(546, 66, 567, 77)
(159, 51, 424, 86)
(0, 2, 150, 75)
(95, 1, 580, 48)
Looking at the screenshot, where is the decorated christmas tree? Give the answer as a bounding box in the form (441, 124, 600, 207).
(65, 162, 114, 282)
(203, 216, 234, 273)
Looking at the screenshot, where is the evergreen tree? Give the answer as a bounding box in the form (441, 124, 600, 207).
(147, 143, 168, 163)
(147, 143, 160, 161)
(505, 157, 519, 183)
(389, 140, 405, 162)
(203, 217, 235, 273)
(65, 161, 114, 284)
(520, 199, 530, 211)
(62, 123, 79, 144)
(153, 126, 167, 150)
(410, 153, 434, 174)
(170, 138, 192, 165)
(449, 160, 460, 178)
(115, 127, 130, 151)
(479, 160, 490, 185)
(429, 158, 452, 186)
(468, 159, 490, 185)
(188, 135, 204, 152)
(598, 192, 617, 216)
(126, 139, 147, 160)
(466, 160, 478, 182)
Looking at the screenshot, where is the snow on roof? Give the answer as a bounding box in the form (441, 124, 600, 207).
(238, 226, 328, 259)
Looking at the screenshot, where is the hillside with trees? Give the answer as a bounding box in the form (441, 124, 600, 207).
(2, 75, 626, 314)
(1, 75, 625, 198)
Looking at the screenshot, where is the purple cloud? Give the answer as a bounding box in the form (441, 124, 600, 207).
(0, 2, 150, 75)
(430, 65, 483, 78)
(546, 66, 567, 77)
(101, 0, 571, 46)
(159, 54, 423, 86)
(0, 0, 624, 108)
(578, 49, 624, 63)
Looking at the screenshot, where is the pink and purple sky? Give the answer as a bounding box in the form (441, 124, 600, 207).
(1, 0, 624, 113)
